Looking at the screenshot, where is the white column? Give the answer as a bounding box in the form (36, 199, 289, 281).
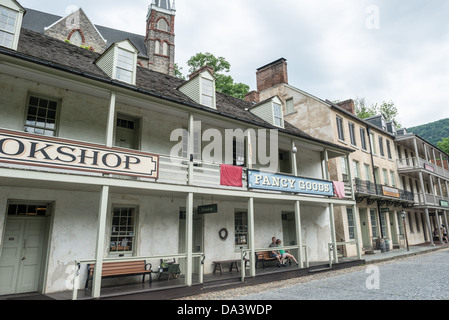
(329, 203, 338, 263)
(248, 197, 256, 277)
(294, 200, 303, 268)
(188, 114, 194, 185)
(92, 186, 109, 298)
(352, 205, 362, 260)
(425, 208, 433, 246)
(185, 192, 193, 285)
(105, 92, 116, 147)
(291, 140, 298, 176)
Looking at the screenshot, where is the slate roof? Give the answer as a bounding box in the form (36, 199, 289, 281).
(0, 27, 353, 153)
(21, 8, 149, 58)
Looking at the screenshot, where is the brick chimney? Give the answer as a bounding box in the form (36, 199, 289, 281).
(256, 58, 288, 92)
(336, 99, 356, 115)
(244, 90, 260, 104)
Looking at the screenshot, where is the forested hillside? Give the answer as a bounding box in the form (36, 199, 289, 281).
(407, 118, 449, 146)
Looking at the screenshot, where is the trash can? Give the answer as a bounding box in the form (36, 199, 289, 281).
(384, 238, 390, 252)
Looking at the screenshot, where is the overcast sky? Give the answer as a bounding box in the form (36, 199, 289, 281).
(17, 0, 449, 128)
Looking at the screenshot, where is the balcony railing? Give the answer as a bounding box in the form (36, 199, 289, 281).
(398, 157, 449, 180)
(353, 178, 414, 203)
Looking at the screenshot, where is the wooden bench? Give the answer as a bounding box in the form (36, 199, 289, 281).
(85, 260, 153, 289)
(255, 251, 277, 269)
(212, 259, 249, 275)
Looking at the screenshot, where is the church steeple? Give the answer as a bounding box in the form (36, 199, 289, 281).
(145, 0, 176, 76)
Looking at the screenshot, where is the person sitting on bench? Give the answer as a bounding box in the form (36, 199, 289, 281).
(276, 239, 299, 266)
(269, 236, 283, 267)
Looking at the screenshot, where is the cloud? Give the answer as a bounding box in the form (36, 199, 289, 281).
(17, 0, 449, 128)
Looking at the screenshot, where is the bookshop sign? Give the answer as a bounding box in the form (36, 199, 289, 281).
(0, 129, 159, 179)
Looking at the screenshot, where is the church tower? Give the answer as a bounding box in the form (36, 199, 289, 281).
(145, 0, 176, 76)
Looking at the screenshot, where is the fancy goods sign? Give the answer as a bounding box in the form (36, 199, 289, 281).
(248, 170, 334, 196)
(0, 129, 159, 179)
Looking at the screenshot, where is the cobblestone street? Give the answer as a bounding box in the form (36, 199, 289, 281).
(182, 247, 449, 300)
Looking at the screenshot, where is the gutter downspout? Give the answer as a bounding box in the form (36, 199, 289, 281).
(367, 126, 385, 239)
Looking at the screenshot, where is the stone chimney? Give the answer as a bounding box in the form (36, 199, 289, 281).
(244, 90, 260, 104)
(256, 58, 288, 92)
(336, 99, 355, 115)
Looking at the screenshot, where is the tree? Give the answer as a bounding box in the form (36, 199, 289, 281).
(354, 98, 401, 128)
(180, 52, 250, 100)
(437, 137, 449, 155)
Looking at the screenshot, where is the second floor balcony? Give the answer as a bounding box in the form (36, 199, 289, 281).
(398, 157, 449, 180)
(353, 178, 414, 205)
(0, 128, 353, 201)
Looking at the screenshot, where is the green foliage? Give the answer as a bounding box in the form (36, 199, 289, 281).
(437, 137, 449, 154)
(177, 52, 250, 100)
(409, 118, 449, 147)
(354, 98, 401, 128)
(186, 52, 231, 75)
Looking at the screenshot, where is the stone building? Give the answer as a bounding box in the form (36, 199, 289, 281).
(245, 58, 428, 258)
(21, 0, 176, 76)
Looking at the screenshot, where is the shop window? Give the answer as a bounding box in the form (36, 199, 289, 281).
(234, 209, 248, 248)
(347, 207, 355, 240)
(24, 95, 59, 137)
(109, 206, 137, 254)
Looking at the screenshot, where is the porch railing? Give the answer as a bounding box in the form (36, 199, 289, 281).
(71, 252, 204, 300)
(329, 241, 358, 268)
(398, 157, 449, 180)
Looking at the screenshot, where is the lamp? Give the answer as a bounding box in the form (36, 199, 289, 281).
(401, 209, 409, 251)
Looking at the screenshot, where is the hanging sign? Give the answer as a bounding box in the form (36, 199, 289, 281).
(248, 170, 334, 196)
(198, 204, 218, 214)
(382, 185, 400, 198)
(440, 200, 449, 208)
(0, 129, 159, 179)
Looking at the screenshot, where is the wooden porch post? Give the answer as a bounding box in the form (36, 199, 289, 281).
(248, 197, 256, 277)
(294, 200, 303, 268)
(185, 192, 193, 286)
(92, 185, 109, 298)
(105, 92, 116, 148)
(329, 203, 338, 263)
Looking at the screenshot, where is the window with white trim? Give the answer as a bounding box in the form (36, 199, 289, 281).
(0, 6, 18, 49)
(24, 95, 59, 136)
(349, 122, 356, 146)
(116, 48, 134, 84)
(201, 78, 214, 107)
(336, 116, 344, 141)
(234, 209, 248, 248)
(273, 102, 283, 127)
(109, 206, 137, 254)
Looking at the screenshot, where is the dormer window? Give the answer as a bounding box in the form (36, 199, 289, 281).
(95, 40, 138, 85)
(116, 48, 134, 83)
(201, 78, 214, 107)
(0, 2, 25, 50)
(273, 102, 282, 127)
(178, 66, 216, 109)
(248, 96, 285, 128)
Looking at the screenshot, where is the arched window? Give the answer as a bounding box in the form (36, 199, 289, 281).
(70, 30, 83, 46)
(154, 40, 160, 54)
(162, 42, 168, 56)
(156, 19, 169, 31)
